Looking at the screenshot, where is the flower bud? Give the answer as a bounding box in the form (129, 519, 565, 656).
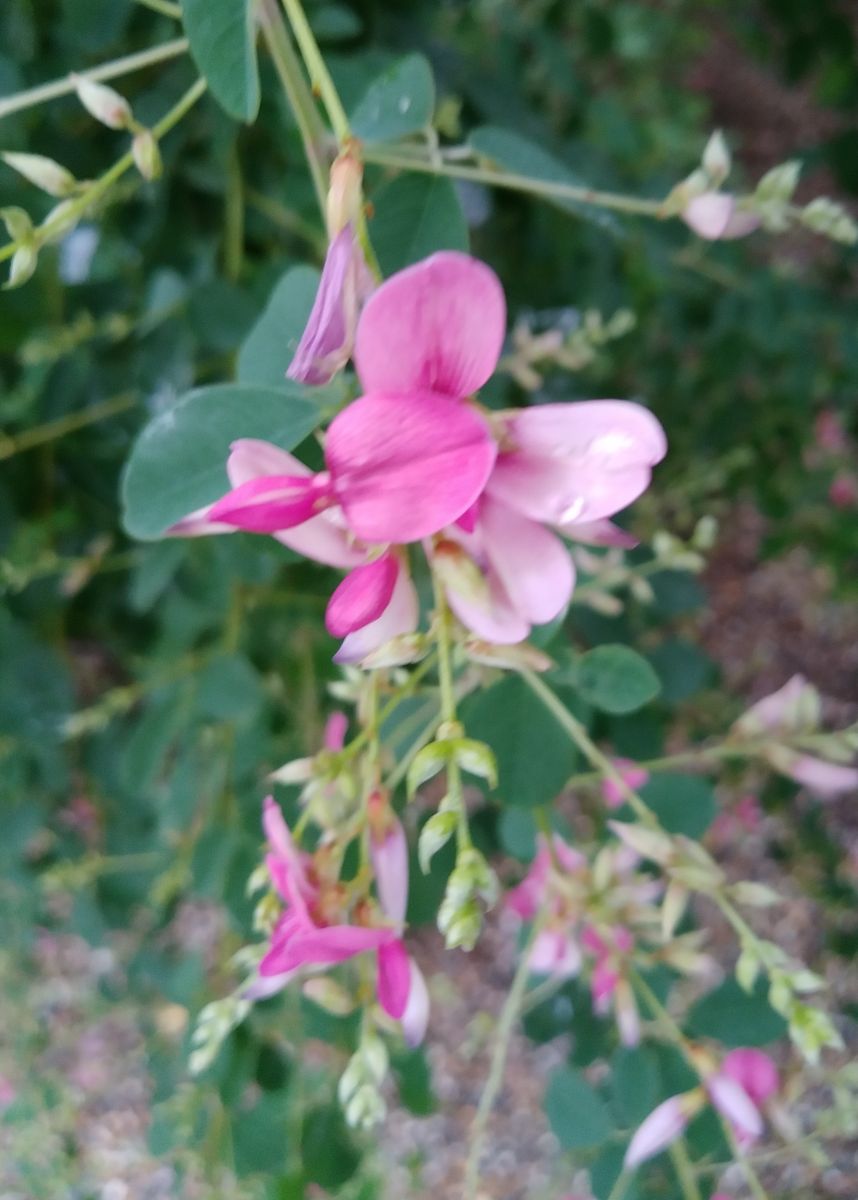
(2, 151, 77, 197)
(702, 130, 731, 186)
(755, 160, 801, 205)
(39, 198, 80, 245)
(326, 147, 364, 237)
(301, 977, 356, 1016)
(4, 244, 37, 290)
(609, 820, 673, 866)
(407, 741, 451, 797)
(0, 205, 32, 241)
(72, 73, 133, 129)
(463, 637, 553, 672)
(418, 810, 458, 873)
(132, 128, 162, 181)
(438, 895, 482, 951)
(453, 738, 498, 787)
(800, 197, 858, 245)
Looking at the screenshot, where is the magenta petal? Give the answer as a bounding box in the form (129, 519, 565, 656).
(324, 711, 348, 751)
(325, 554, 398, 637)
(262, 797, 313, 900)
(354, 251, 506, 399)
(376, 938, 411, 1020)
(480, 497, 575, 626)
(326, 391, 496, 543)
(287, 224, 373, 386)
(262, 923, 394, 975)
(208, 474, 332, 533)
(722, 1049, 779, 1107)
(334, 562, 419, 665)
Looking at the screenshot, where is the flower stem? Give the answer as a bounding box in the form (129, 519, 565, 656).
(462, 917, 544, 1200)
(0, 391, 137, 459)
(0, 76, 207, 266)
(0, 38, 189, 120)
(360, 143, 665, 219)
(134, 0, 182, 16)
(257, 0, 329, 217)
(280, 0, 351, 144)
(669, 1139, 703, 1200)
(605, 1170, 632, 1200)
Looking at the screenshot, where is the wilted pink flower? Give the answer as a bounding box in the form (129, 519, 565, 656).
(505, 835, 586, 980)
(287, 223, 375, 385)
(439, 402, 667, 642)
(583, 925, 640, 1045)
(601, 758, 650, 809)
(683, 192, 760, 240)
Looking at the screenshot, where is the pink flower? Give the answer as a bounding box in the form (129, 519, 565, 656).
(505, 836, 585, 980)
(601, 758, 650, 809)
(583, 925, 640, 1045)
(814, 410, 848, 454)
(829, 472, 858, 509)
(683, 193, 760, 240)
(768, 748, 858, 798)
(505, 835, 585, 921)
(439, 401, 667, 642)
(706, 1070, 764, 1145)
(287, 224, 375, 386)
(721, 1048, 779, 1109)
(625, 1093, 700, 1167)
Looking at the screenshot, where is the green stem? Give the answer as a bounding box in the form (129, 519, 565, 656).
(432, 571, 458, 727)
(280, 0, 351, 144)
(521, 669, 659, 827)
(245, 186, 327, 252)
(360, 144, 665, 219)
(0, 76, 207, 266)
(224, 141, 245, 281)
(669, 1139, 703, 1200)
(0, 38, 189, 120)
(257, 0, 329, 217)
(345, 652, 438, 758)
(0, 391, 137, 459)
(605, 1170, 632, 1200)
(462, 917, 544, 1200)
(384, 711, 441, 792)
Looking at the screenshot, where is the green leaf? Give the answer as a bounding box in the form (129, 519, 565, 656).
(182, 0, 260, 122)
(350, 53, 435, 142)
(369, 174, 468, 275)
(194, 654, 264, 723)
(639, 773, 716, 838)
(121, 383, 319, 540)
(301, 1104, 360, 1188)
(461, 675, 579, 808)
(469, 125, 622, 234)
(237, 266, 321, 387)
(647, 637, 715, 704)
(611, 1046, 660, 1125)
(572, 644, 661, 714)
(687, 978, 787, 1047)
(544, 1066, 615, 1149)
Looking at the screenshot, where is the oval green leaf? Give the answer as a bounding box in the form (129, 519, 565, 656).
(237, 266, 321, 386)
(121, 383, 319, 540)
(573, 644, 661, 714)
(350, 53, 435, 143)
(369, 174, 468, 276)
(544, 1066, 615, 1149)
(182, 0, 260, 122)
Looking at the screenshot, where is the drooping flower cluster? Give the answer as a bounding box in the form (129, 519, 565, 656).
(172, 249, 666, 664)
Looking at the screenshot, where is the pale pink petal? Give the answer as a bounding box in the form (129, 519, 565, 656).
(479, 496, 575, 626)
(354, 251, 506, 399)
(614, 978, 641, 1046)
(325, 554, 398, 637)
(242, 969, 297, 1000)
(326, 392, 496, 543)
(722, 1049, 779, 1107)
(324, 711, 348, 751)
(739, 675, 811, 734)
(227, 439, 312, 484)
(529, 929, 581, 979)
(376, 938, 411, 1020)
(401, 957, 430, 1047)
(503, 401, 667, 466)
(168, 504, 235, 537)
(591, 959, 619, 1011)
(707, 1073, 764, 1143)
(371, 817, 409, 927)
(782, 753, 858, 797)
(208, 473, 333, 533)
(504, 846, 552, 919)
(624, 1095, 690, 1168)
(334, 561, 419, 665)
(560, 518, 639, 548)
(262, 796, 313, 898)
(488, 453, 655, 526)
(287, 224, 373, 385)
(683, 192, 738, 240)
(445, 566, 530, 645)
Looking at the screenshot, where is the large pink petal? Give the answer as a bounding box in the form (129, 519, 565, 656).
(480, 497, 575, 626)
(505, 401, 667, 465)
(529, 929, 582, 979)
(376, 938, 411, 1020)
(722, 1049, 779, 1107)
(208, 474, 332, 533)
(354, 251, 506, 399)
(445, 567, 530, 644)
(781, 753, 858, 797)
(707, 1073, 763, 1142)
(326, 392, 496, 543)
(227, 439, 311, 484)
(261, 922, 394, 975)
(325, 554, 399, 637)
(488, 452, 656, 526)
(334, 560, 419, 665)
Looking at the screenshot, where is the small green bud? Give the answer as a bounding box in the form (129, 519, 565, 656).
(2, 151, 77, 197)
(418, 810, 458, 873)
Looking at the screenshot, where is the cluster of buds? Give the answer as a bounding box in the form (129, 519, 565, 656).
(662, 131, 857, 245)
(499, 306, 636, 391)
(338, 1031, 389, 1129)
(269, 711, 360, 829)
(1, 75, 160, 288)
(437, 845, 499, 951)
(189, 994, 251, 1076)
